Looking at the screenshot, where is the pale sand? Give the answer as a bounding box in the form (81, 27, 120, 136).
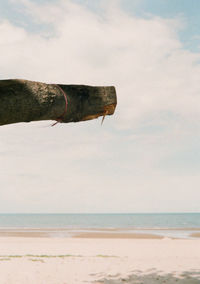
(0, 237, 199, 283)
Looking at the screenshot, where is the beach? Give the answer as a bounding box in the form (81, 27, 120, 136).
(0, 232, 199, 283)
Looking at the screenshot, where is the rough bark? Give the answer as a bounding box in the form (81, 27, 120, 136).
(0, 79, 117, 126)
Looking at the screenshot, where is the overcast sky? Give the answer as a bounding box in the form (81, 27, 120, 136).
(0, 0, 200, 213)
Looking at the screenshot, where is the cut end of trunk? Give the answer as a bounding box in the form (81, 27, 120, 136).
(82, 103, 117, 121)
(77, 85, 117, 123)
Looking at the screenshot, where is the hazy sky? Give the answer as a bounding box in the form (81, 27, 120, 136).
(0, 0, 200, 213)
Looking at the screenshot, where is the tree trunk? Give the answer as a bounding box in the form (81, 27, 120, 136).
(0, 79, 117, 126)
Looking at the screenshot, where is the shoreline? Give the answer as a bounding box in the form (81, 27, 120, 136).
(0, 227, 198, 239)
(0, 230, 164, 239)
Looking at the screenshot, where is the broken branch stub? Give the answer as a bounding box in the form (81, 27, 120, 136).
(0, 79, 117, 126)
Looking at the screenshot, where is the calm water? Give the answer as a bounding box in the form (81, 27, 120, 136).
(0, 213, 199, 229)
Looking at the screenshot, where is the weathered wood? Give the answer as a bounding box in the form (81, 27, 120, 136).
(0, 79, 117, 126)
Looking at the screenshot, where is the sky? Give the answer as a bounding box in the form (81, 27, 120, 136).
(0, 0, 200, 213)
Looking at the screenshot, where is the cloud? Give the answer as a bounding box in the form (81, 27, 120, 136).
(0, 0, 200, 212)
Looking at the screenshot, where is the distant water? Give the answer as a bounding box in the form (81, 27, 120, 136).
(0, 213, 198, 229)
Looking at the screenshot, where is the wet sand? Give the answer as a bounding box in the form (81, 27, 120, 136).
(190, 232, 200, 238)
(0, 228, 165, 239)
(0, 229, 163, 239)
(0, 227, 199, 239)
(73, 232, 163, 239)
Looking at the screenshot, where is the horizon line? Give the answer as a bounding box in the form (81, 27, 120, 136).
(0, 212, 199, 214)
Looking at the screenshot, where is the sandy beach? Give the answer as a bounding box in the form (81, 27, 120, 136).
(0, 233, 199, 284)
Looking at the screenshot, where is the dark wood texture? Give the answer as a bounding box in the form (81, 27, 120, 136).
(0, 79, 117, 126)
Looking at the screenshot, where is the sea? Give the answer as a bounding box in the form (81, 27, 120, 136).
(0, 213, 199, 239)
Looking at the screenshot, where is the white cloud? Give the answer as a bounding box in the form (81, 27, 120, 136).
(0, 0, 200, 212)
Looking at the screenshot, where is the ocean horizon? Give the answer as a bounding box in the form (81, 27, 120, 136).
(0, 212, 199, 228)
